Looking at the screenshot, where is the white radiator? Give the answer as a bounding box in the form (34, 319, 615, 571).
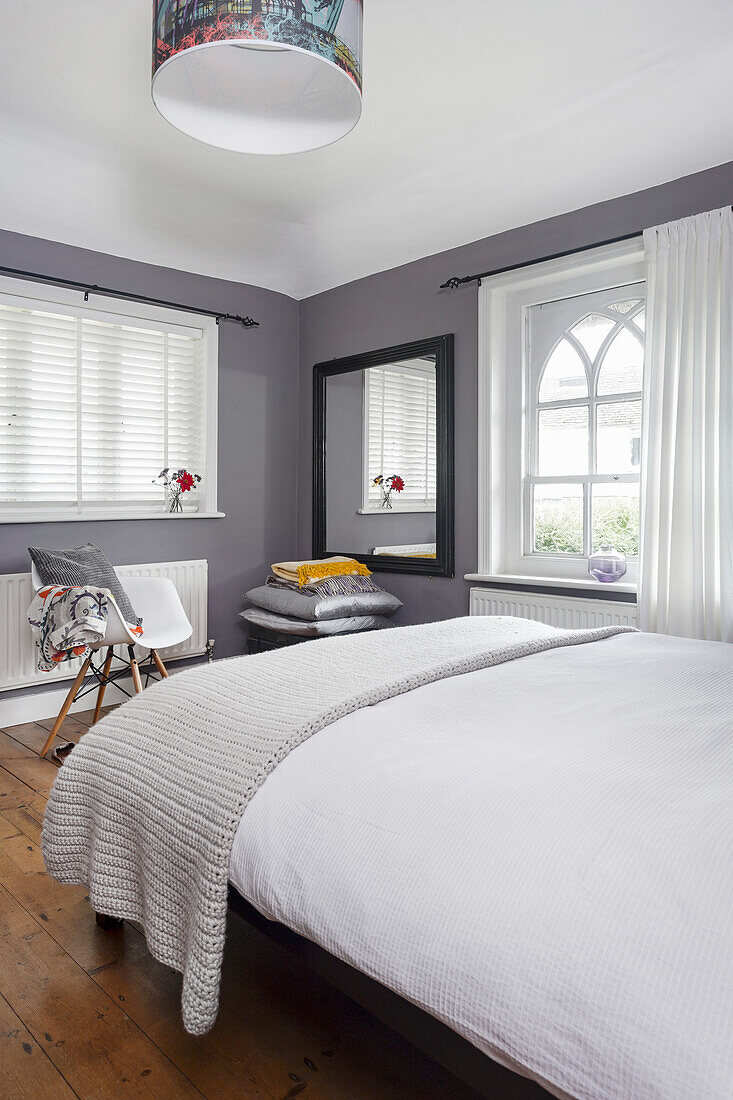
(469, 586, 638, 629)
(0, 559, 208, 693)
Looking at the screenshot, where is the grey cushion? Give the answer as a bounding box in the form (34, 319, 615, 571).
(29, 543, 141, 626)
(240, 607, 395, 637)
(245, 584, 402, 622)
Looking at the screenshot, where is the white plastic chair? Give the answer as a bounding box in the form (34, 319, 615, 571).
(32, 566, 192, 757)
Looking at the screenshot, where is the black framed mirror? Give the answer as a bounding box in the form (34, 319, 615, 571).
(313, 334, 454, 577)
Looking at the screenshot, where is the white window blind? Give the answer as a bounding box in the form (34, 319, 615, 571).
(364, 359, 436, 509)
(0, 297, 208, 518)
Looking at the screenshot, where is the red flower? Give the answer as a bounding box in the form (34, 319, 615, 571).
(389, 475, 405, 493)
(177, 471, 195, 493)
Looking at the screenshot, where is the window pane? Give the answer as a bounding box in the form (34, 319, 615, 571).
(0, 307, 79, 503)
(534, 483, 583, 554)
(597, 327, 643, 395)
(81, 320, 166, 504)
(608, 299, 643, 315)
(570, 314, 614, 359)
(0, 299, 207, 515)
(538, 406, 589, 475)
(539, 339, 587, 402)
(592, 483, 640, 557)
(596, 400, 642, 474)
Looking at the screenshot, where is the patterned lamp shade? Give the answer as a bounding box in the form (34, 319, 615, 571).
(152, 1, 363, 155)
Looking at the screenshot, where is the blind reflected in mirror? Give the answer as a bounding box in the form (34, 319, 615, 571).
(313, 336, 454, 577)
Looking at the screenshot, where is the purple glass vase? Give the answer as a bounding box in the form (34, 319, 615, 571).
(588, 545, 627, 583)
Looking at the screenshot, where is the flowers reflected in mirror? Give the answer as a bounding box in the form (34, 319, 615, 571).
(372, 473, 405, 510)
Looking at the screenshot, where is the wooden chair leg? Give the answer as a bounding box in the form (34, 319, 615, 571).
(151, 649, 169, 679)
(128, 646, 143, 694)
(40, 656, 92, 758)
(92, 647, 114, 724)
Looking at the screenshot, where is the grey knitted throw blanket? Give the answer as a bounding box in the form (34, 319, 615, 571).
(42, 616, 632, 1035)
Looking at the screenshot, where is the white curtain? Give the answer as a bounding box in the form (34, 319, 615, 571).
(639, 206, 733, 641)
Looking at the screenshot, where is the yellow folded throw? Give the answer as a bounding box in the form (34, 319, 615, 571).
(271, 556, 372, 587)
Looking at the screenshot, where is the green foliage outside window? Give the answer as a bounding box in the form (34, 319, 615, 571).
(534, 500, 583, 554)
(535, 496, 639, 557)
(591, 497, 640, 557)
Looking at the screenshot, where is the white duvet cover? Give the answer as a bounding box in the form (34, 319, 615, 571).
(230, 631, 733, 1100)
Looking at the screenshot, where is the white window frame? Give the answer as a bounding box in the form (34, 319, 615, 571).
(0, 275, 221, 523)
(359, 360, 437, 515)
(526, 288, 644, 560)
(469, 239, 645, 592)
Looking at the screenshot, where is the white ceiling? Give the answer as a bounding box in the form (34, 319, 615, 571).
(1, 1, 732, 300)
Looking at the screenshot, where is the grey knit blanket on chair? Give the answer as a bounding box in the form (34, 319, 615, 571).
(42, 616, 632, 1035)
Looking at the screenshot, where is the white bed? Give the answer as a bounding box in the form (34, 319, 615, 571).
(230, 631, 733, 1100)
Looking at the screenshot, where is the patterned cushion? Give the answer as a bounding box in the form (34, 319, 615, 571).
(28, 543, 141, 626)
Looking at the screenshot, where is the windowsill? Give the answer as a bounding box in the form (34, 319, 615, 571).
(0, 510, 226, 525)
(464, 572, 637, 598)
(357, 506, 437, 515)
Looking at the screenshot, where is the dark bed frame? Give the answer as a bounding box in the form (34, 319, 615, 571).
(96, 892, 552, 1100)
(229, 889, 555, 1098)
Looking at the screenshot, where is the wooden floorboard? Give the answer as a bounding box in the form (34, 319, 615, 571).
(35, 714, 90, 736)
(2, 719, 82, 757)
(0, 765, 37, 813)
(0, 884, 205, 1099)
(0, 754, 59, 797)
(0, 716, 483, 1099)
(0, 991, 79, 1099)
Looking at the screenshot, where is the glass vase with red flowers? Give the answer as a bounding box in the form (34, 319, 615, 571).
(153, 467, 202, 513)
(372, 473, 405, 509)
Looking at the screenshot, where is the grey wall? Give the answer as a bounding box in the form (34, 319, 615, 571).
(298, 161, 733, 625)
(0, 228, 300, 689)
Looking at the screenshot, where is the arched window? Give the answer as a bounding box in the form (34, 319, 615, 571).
(530, 295, 644, 559)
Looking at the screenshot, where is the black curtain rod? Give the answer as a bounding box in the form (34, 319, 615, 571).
(0, 264, 260, 327)
(439, 229, 644, 290)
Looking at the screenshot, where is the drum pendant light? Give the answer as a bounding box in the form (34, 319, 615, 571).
(152, 1, 363, 156)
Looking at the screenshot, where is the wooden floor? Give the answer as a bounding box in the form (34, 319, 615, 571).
(0, 708, 483, 1100)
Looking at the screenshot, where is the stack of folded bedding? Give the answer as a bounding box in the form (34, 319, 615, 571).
(241, 557, 402, 638)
